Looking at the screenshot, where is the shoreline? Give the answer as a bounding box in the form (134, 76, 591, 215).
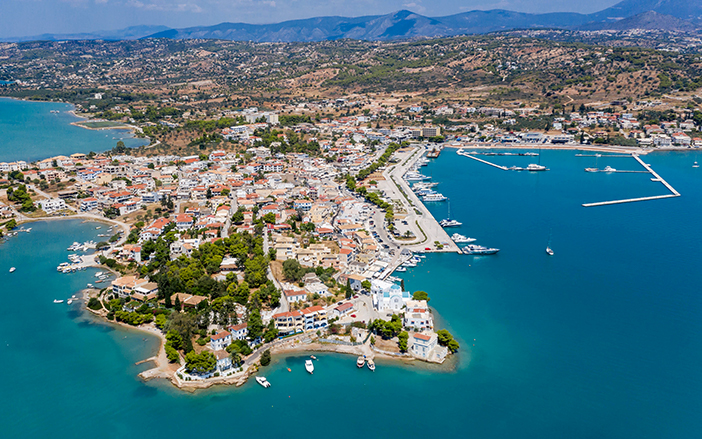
(443, 143, 654, 155)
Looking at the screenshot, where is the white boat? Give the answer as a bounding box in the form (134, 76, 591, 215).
(546, 247, 554, 256)
(255, 376, 271, 388)
(422, 193, 447, 202)
(440, 219, 462, 227)
(694, 161, 699, 168)
(463, 245, 500, 255)
(585, 167, 599, 173)
(402, 261, 417, 268)
(67, 299, 73, 305)
(95, 227, 101, 230)
(394, 266, 407, 272)
(9, 267, 15, 273)
(526, 163, 548, 171)
(53, 299, 64, 304)
(305, 359, 314, 374)
(451, 233, 476, 243)
(367, 359, 375, 371)
(94, 272, 103, 277)
(357, 356, 366, 368)
(603, 166, 617, 173)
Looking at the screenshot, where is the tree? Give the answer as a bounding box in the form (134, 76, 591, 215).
(300, 222, 315, 232)
(412, 291, 430, 302)
(361, 280, 371, 291)
(247, 308, 264, 341)
(185, 351, 216, 374)
(87, 297, 102, 310)
(260, 349, 271, 366)
(345, 279, 353, 299)
(165, 312, 196, 351)
(282, 259, 304, 282)
(436, 329, 460, 353)
(398, 331, 409, 352)
(262, 212, 276, 224)
(166, 329, 184, 350)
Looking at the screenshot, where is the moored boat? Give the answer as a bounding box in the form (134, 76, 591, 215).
(357, 356, 366, 368)
(305, 359, 314, 374)
(255, 376, 271, 388)
(367, 359, 375, 371)
(53, 299, 64, 304)
(546, 247, 554, 256)
(463, 245, 500, 255)
(9, 267, 16, 273)
(451, 233, 476, 244)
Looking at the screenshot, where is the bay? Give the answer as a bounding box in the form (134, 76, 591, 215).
(0, 97, 148, 162)
(0, 148, 701, 438)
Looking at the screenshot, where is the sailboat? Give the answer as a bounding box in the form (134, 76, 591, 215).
(440, 199, 462, 227)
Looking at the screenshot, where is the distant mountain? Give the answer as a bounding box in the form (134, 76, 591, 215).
(580, 11, 697, 32)
(7, 25, 171, 42)
(588, 0, 702, 22)
(5, 0, 702, 43)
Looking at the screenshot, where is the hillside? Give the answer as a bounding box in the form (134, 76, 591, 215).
(580, 11, 698, 32)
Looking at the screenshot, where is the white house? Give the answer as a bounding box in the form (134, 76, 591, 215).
(409, 332, 437, 359)
(36, 198, 67, 214)
(210, 331, 232, 351)
(228, 323, 248, 340)
(333, 302, 354, 318)
(214, 350, 233, 372)
(284, 289, 307, 303)
(403, 300, 433, 331)
(371, 279, 410, 312)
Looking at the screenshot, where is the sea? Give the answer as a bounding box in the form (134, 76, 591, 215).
(1, 107, 702, 437)
(0, 97, 148, 162)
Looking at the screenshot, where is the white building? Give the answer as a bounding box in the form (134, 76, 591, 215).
(371, 279, 410, 312)
(409, 332, 437, 359)
(403, 300, 433, 331)
(36, 198, 67, 214)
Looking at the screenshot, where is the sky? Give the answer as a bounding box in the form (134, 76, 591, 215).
(1, 0, 623, 38)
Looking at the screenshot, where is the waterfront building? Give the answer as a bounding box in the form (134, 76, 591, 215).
(371, 279, 410, 312)
(409, 332, 437, 359)
(210, 331, 232, 351)
(403, 300, 433, 331)
(272, 310, 304, 335)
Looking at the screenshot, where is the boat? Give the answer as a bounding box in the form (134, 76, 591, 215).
(526, 163, 547, 171)
(585, 167, 599, 172)
(367, 359, 375, 371)
(87, 283, 94, 288)
(451, 233, 476, 244)
(694, 161, 699, 168)
(95, 227, 101, 230)
(546, 247, 554, 256)
(422, 193, 447, 202)
(463, 245, 500, 255)
(305, 359, 314, 374)
(402, 261, 417, 268)
(9, 267, 15, 273)
(67, 299, 73, 305)
(357, 356, 366, 368)
(255, 376, 271, 388)
(94, 272, 103, 277)
(53, 299, 64, 304)
(394, 266, 407, 272)
(603, 166, 616, 173)
(310, 355, 317, 360)
(440, 219, 462, 227)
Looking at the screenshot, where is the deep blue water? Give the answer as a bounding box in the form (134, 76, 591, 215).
(1, 149, 701, 438)
(0, 97, 148, 162)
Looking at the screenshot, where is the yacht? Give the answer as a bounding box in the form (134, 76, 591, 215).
(255, 376, 271, 388)
(422, 193, 447, 202)
(394, 266, 407, 273)
(94, 272, 103, 278)
(694, 161, 699, 168)
(9, 267, 16, 273)
(305, 359, 314, 374)
(546, 247, 554, 256)
(526, 164, 548, 171)
(367, 359, 376, 371)
(402, 261, 417, 268)
(404, 172, 431, 182)
(463, 245, 500, 255)
(603, 166, 617, 173)
(440, 219, 463, 228)
(357, 356, 366, 368)
(451, 233, 476, 243)
(53, 299, 64, 304)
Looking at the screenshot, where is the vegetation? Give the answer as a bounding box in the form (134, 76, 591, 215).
(436, 329, 460, 353)
(412, 291, 430, 302)
(260, 349, 272, 366)
(185, 351, 217, 374)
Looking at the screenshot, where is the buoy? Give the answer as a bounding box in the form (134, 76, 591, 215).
(287, 368, 291, 372)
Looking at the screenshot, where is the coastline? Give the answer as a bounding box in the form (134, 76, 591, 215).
(444, 142, 653, 155)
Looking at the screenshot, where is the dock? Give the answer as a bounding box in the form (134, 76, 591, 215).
(583, 154, 680, 207)
(456, 150, 509, 171)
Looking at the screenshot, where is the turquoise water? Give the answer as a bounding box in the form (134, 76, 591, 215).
(0, 97, 148, 162)
(1, 150, 702, 438)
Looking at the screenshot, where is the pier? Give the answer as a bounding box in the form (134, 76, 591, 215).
(456, 149, 509, 170)
(582, 154, 680, 207)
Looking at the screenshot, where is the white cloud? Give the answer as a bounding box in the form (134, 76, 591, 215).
(403, 1, 426, 14)
(126, 0, 202, 13)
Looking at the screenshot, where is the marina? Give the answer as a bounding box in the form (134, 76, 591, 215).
(582, 154, 681, 207)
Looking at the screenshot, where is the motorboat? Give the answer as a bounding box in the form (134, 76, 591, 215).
(526, 164, 547, 171)
(603, 166, 616, 172)
(9, 267, 15, 273)
(546, 247, 554, 256)
(463, 245, 500, 255)
(255, 376, 271, 388)
(367, 359, 375, 371)
(357, 356, 366, 368)
(94, 272, 103, 277)
(402, 261, 417, 268)
(451, 233, 476, 243)
(694, 161, 699, 168)
(422, 193, 447, 202)
(585, 167, 598, 172)
(53, 299, 64, 304)
(440, 219, 462, 228)
(305, 359, 314, 374)
(394, 266, 407, 272)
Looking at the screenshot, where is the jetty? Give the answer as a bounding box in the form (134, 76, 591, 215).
(582, 154, 680, 207)
(456, 149, 509, 170)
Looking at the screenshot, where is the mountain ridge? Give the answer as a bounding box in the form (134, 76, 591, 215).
(4, 0, 701, 43)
